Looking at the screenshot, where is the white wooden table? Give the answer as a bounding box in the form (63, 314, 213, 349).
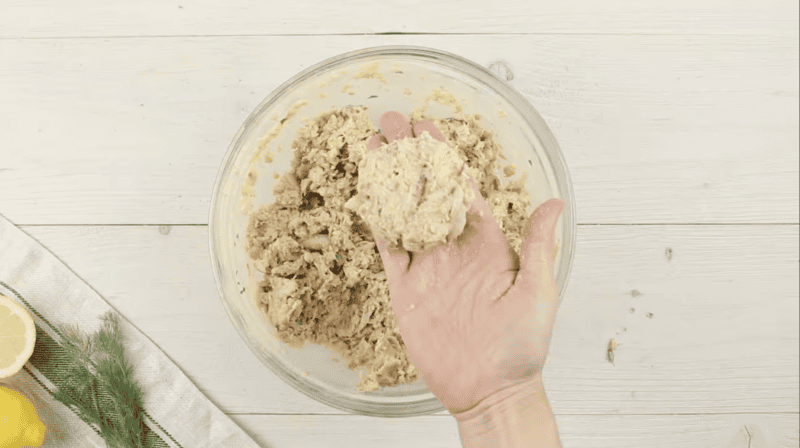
(2, 2, 798, 446)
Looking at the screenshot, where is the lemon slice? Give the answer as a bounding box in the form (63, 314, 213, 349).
(0, 294, 36, 379)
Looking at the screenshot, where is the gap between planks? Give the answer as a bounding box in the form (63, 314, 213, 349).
(4, 31, 797, 41)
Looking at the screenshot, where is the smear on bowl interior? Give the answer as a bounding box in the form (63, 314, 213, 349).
(244, 88, 531, 392)
(240, 100, 309, 214)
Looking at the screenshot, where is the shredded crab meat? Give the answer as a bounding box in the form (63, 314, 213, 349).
(246, 106, 531, 391)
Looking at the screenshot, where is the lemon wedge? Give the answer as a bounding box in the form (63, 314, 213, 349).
(0, 294, 36, 379)
(0, 386, 47, 447)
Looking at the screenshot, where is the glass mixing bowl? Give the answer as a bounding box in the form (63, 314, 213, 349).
(209, 46, 576, 417)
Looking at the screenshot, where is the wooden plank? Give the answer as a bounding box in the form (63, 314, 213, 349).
(1, 0, 795, 38)
(15, 224, 799, 415)
(1, 35, 797, 225)
(229, 413, 799, 448)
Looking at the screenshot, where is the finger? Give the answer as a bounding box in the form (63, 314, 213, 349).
(448, 177, 514, 277)
(514, 198, 565, 299)
(412, 120, 447, 143)
(367, 134, 382, 151)
(374, 236, 410, 286)
(380, 111, 413, 143)
(459, 177, 507, 249)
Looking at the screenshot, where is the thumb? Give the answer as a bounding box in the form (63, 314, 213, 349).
(495, 198, 565, 362)
(516, 199, 565, 295)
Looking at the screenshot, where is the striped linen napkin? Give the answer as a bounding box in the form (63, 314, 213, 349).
(0, 214, 261, 448)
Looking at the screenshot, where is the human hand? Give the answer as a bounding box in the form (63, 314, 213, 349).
(370, 111, 564, 445)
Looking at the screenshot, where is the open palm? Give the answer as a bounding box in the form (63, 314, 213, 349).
(370, 112, 565, 414)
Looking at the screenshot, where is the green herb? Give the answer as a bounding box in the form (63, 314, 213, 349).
(54, 312, 147, 448)
(367, 95, 378, 99)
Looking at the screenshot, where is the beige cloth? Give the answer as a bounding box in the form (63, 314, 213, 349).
(0, 214, 261, 448)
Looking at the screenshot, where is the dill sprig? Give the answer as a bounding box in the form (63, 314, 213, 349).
(53, 312, 147, 448)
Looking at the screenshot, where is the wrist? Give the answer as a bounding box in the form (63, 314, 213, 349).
(454, 375, 561, 448)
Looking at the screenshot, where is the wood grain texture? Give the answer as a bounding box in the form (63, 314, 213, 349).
(229, 414, 799, 448)
(3, 2, 797, 444)
(15, 224, 798, 416)
(1, 0, 796, 38)
(1, 35, 797, 225)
